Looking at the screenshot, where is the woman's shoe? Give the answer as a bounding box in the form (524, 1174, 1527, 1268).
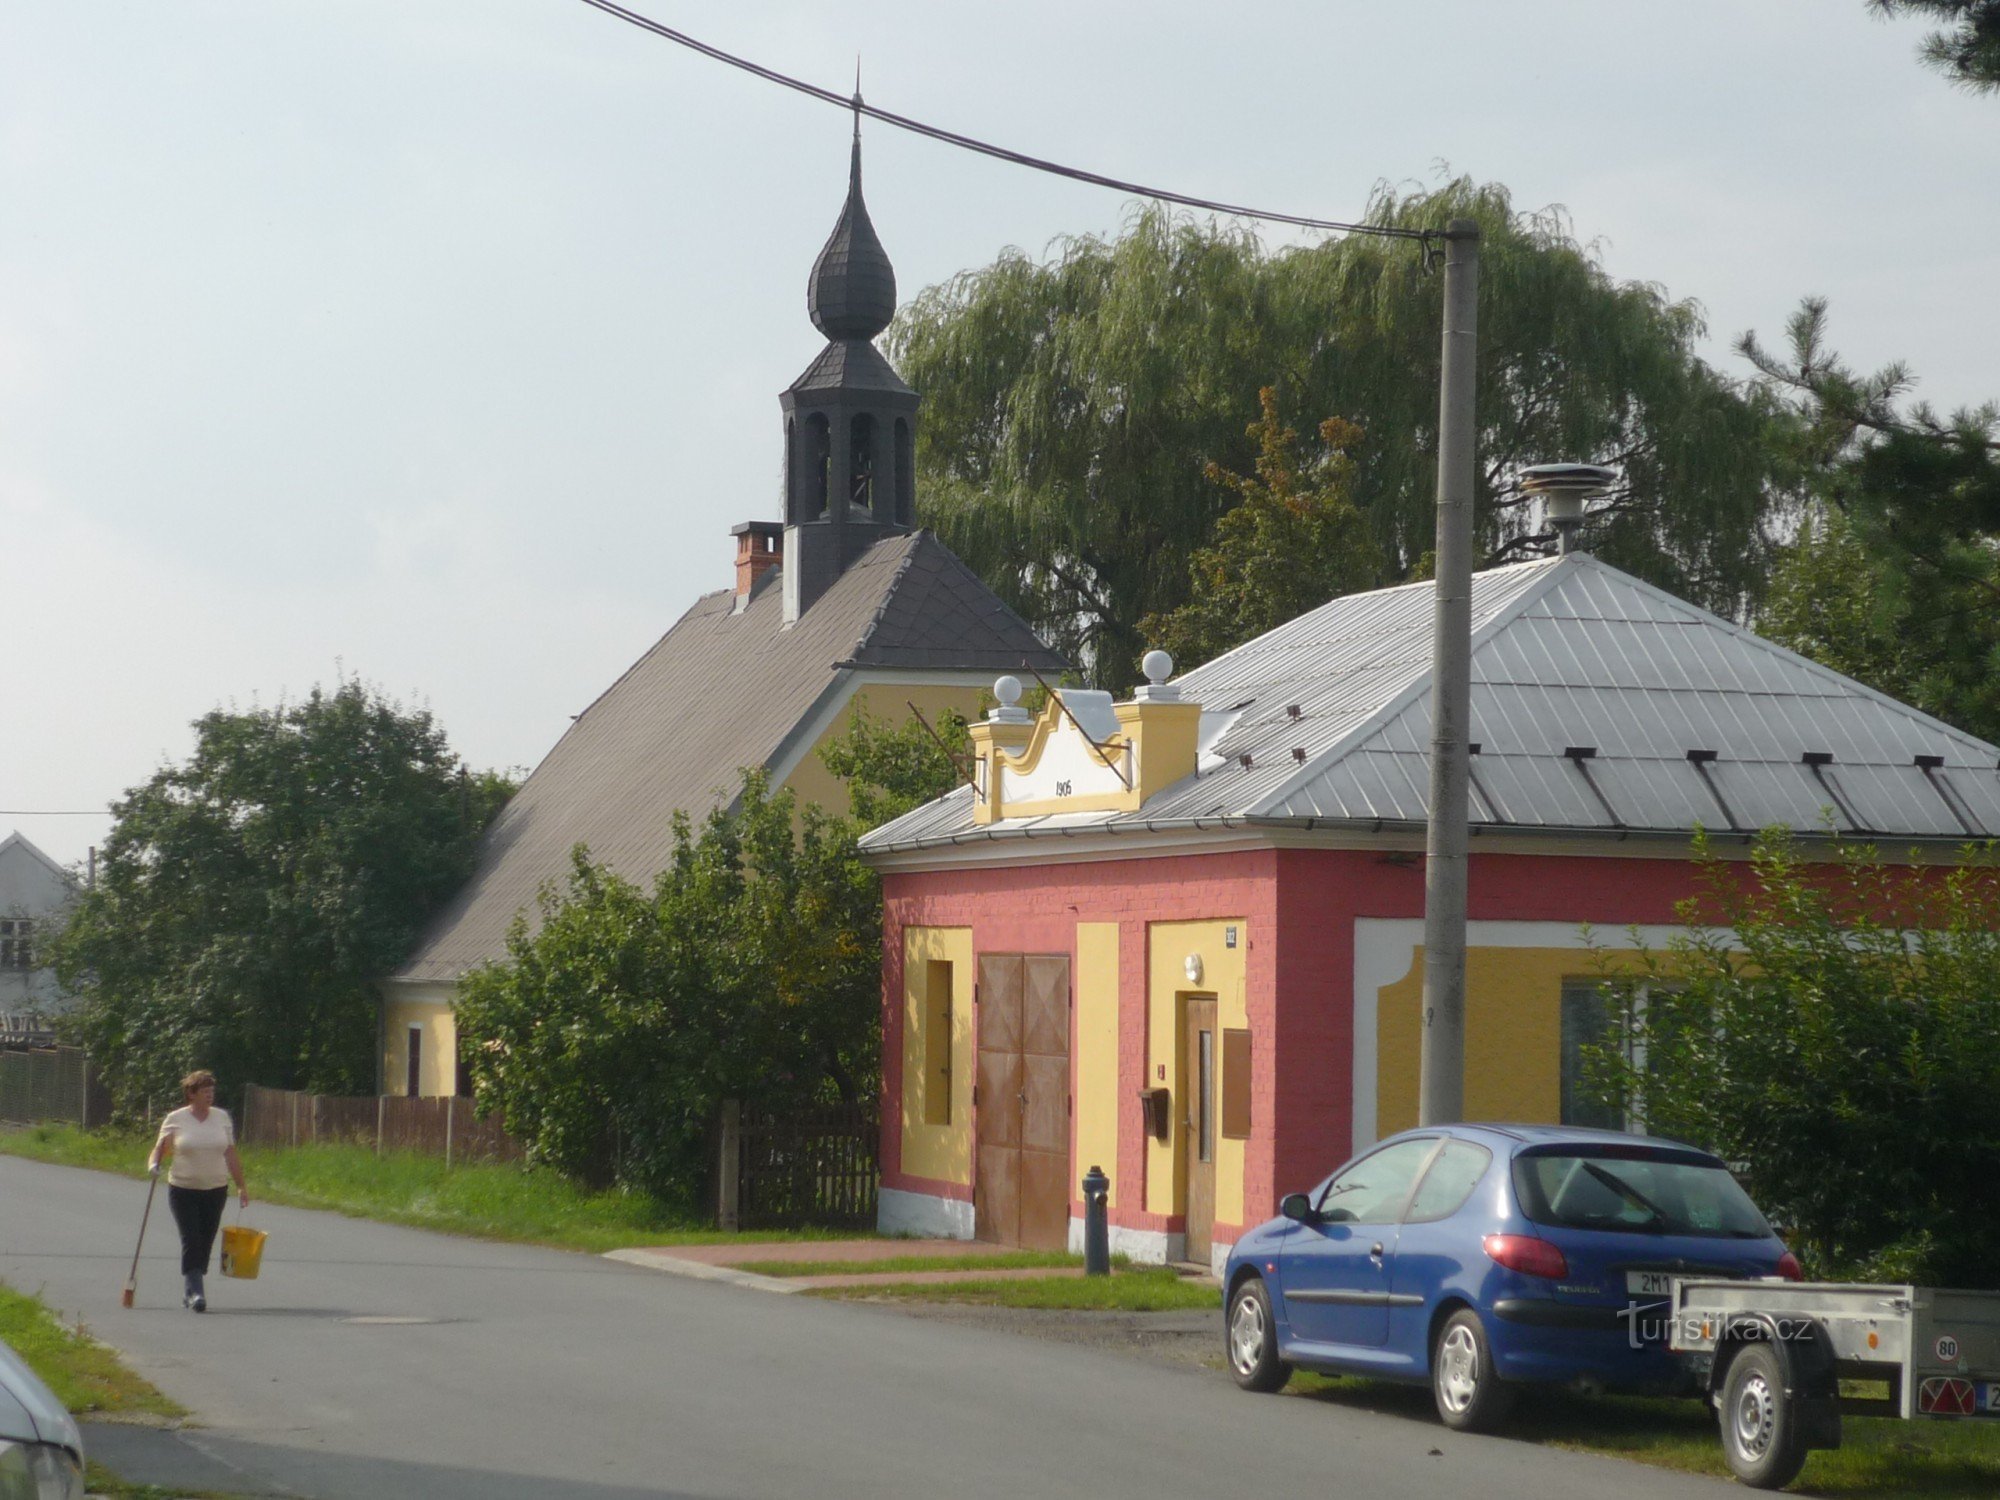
(190, 1292, 207, 1313)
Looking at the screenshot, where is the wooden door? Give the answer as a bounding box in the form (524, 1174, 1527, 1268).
(974, 954, 1071, 1249)
(1182, 997, 1217, 1264)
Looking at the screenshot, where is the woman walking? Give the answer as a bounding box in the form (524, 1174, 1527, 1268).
(147, 1070, 249, 1312)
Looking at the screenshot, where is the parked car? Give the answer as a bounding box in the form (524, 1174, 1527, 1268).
(0, 1338, 84, 1500)
(1222, 1124, 1801, 1431)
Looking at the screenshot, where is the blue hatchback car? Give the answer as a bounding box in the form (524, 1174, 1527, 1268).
(1221, 1124, 1800, 1431)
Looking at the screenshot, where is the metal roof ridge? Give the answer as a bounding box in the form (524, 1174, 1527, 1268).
(1238, 553, 1583, 818)
(1179, 554, 1562, 684)
(1563, 553, 2000, 762)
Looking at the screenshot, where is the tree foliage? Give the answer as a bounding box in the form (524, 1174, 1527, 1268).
(1745, 298, 2000, 742)
(1585, 833, 2000, 1288)
(1142, 388, 1377, 666)
(455, 773, 880, 1200)
(54, 681, 512, 1111)
(1871, 1, 2000, 92)
(893, 179, 1787, 685)
(816, 703, 973, 830)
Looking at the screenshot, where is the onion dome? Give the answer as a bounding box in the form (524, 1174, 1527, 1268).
(807, 107, 897, 341)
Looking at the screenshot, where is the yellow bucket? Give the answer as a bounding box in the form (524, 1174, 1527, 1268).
(219, 1223, 267, 1280)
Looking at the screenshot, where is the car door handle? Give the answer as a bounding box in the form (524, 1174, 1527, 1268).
(1370, 1242, 1385, 1259)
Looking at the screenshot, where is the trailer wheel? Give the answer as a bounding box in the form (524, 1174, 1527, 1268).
(1718, 1342, 1809, 1490)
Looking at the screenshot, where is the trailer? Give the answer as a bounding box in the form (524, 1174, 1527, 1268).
(1668, 1277, 2000, 1489)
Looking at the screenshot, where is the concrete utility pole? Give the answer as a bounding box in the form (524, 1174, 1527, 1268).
(1419, 218, 1479, 1127)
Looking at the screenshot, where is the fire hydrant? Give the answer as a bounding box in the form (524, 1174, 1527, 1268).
(1082, 1165, 1110, 1276)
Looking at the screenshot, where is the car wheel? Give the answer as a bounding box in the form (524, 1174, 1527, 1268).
(1432, 1308, 1515, 1432)
(1718, 1342, 1809, 1490)
(1226, 1277, 1291, 1393)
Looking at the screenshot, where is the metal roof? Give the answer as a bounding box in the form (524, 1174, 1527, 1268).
(393, 530, 1064, 984)
(860, 552, 2000, 855)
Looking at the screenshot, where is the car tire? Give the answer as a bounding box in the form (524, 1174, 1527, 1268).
(1226, 1277, 1291, 1393)
(1432, 1308, 1515, 1432)
(1717, 1341, 1810, 1490)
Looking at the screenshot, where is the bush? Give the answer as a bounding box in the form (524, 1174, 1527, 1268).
(1586, 831, 2000, 1288)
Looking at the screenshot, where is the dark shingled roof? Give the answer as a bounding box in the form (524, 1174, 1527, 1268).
(391, 530, 1064, 984)
(788, 339, 913, 398)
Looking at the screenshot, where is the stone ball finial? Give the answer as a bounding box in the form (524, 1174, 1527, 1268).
(1142, 650, 1174, 686)
(994, 675, 1023, 708)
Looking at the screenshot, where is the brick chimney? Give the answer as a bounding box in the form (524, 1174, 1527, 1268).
(731, 522, 784, 605)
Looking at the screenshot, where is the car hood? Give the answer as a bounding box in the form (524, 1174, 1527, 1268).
(0, 1341, 83, 1453)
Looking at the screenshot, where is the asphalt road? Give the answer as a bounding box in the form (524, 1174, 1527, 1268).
(1, 1155, 1736, 1500)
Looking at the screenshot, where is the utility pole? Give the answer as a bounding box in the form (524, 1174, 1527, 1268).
(1419, 218, 1479, 1127)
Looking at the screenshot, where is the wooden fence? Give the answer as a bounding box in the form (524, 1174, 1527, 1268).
(241, 1083, 522, 1166)
(717, 1099, 878, 1230)
(0, 1045, 111, 1128)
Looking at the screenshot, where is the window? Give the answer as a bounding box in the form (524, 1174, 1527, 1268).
(1405, 1139, 1493, 1223)
(849, 413, 875, 511)
(1513, 1149, 1770, 1238)
(0, 919, 30, 970)
(1315, 1137, 1438, 1224)
(1560, 979, 1632, 1130)
(922, 959, 953, 1126)
(1195, 1026, 1214, 1164)
(406, 1025, 422, 1098)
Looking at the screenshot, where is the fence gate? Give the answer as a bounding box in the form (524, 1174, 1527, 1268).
(722, 1101, 878, 1231)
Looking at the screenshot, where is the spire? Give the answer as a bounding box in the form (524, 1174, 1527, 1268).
(806, 83, 897, 341)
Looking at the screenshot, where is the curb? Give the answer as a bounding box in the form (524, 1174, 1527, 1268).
(602, 1247, 802, 1294)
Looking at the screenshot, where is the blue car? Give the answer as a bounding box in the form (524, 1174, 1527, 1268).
(1222, 1124, 1800, 1431)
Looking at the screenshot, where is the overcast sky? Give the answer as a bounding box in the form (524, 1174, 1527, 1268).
(6, 1, 1996, 871)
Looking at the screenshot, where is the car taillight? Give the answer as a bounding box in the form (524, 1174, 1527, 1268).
(1776, 1251, 1803, 1282)
(1483, 1233, 1568, 1280)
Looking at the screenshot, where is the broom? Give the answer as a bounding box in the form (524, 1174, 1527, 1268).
(121, 1168, 160, 1309)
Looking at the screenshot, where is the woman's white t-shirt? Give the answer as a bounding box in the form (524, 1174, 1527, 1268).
(155, 1107, 234, 1190)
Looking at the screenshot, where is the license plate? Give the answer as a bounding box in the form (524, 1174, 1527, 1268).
(1626, 1271, 1675, 1297)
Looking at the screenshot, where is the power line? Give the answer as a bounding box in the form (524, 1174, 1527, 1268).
(0, 810, 107, 816)
(573, 1, 1436, 246)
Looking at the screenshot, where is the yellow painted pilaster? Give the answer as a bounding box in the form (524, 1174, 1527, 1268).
(1074, 923, 1121, 1208)
(900, 926, 974, 1185)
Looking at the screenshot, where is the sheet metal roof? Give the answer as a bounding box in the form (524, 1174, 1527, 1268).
(861, 552, 2000, 855)
(394, 531, 1064, 984)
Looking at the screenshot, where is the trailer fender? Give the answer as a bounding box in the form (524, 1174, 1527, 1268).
(1710, 1314, 1843, 1453)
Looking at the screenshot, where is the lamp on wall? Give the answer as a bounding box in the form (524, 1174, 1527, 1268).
(1184, 953, 1204, 985)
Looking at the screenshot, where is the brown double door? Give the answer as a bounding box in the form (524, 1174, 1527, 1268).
(974, 954, 1071, 1250)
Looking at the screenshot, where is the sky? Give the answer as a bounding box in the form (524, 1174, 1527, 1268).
(5, 1, 1997, 873)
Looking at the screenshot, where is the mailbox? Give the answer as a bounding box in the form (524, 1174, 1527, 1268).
(1138, 1086, 1172, 1142)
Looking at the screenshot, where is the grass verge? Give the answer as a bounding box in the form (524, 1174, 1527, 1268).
(0, 1123, 850, 1255)
(1288, 1372, 2000, 1498)
(811, 1266, 1217, 1311)
(733, 1250, 1113, 1278)
(0, 1281, 181, 1420)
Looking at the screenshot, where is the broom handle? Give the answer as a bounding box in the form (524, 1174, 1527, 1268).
(126, 1170, 159, 1288)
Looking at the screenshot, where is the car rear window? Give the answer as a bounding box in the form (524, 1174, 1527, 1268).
(1511, 1149, 1770, 1238)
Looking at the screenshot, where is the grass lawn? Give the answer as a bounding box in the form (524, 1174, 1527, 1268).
(0, 1282, 182, 1421)
(812, 1266, 1218, 1311)
(1287, 1372, 2000, 1498)
(0, 1123, 850, 1255)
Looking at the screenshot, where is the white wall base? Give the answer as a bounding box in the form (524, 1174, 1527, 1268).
(1208, 1241, 1235, 1280)
(878, 1187, 975, 1240)
(1065, 1217, 1179, 1266)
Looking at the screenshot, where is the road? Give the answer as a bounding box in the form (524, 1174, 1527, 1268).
(1, 1155, 1734, 1500)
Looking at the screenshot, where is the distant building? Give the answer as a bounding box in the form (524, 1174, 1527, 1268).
(0, 831, 77, 1029)
(859, 552, 2000, 1270)
(380, 124, 1065, 1097)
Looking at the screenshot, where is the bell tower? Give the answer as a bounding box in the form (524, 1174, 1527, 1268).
(780, 96, 920, 624)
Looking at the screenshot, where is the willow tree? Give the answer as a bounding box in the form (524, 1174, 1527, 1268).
(891, 178, 1787, 685)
